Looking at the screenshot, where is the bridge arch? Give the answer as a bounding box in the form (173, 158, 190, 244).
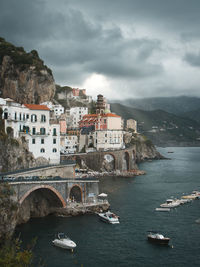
(19, 185, 66, 208)
(69, 184, 83, 203)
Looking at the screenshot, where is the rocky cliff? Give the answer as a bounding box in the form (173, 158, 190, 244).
(127, 134, 164, 162)
(0, 183, 19, 244)
(0, 37, 55, 104)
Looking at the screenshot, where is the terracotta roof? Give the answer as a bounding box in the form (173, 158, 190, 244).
(83, 114, 98, 118)
(102, 113, 120, 118)
(24, 104, 50, 111)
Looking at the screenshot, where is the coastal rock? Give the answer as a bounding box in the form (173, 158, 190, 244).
(0, 183, 19, 243)
(0, 38, 55, 104)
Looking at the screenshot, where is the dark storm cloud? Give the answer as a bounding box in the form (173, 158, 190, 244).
(1, 0, 200, 98)
(184, 52, 200, 68)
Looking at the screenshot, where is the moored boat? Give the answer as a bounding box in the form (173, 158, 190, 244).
(160, 199, 180, 208)
(147, 232, 170, 245)
(52, 233, 76, 251)
(98, 211, 120, 224)
(155, 208, 170, 212)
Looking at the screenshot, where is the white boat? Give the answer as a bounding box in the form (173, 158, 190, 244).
(98, 211, 120, 224)
(155, 208, 170, 212)
(160, 199, 180, 208)
(52, 233, 76, 250)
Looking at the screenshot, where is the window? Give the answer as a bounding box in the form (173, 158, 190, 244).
(40, 148, 45, 153)
(41, 115, 46, 122)
(23, 114, 25, 121)
(32, 139, 35, 144)
(41, 138, 44, 144)
(53, 148, 57, 153)
(53, 138, 56, 144)
(40, 128, 46, 135)
(104, 119, 106, 123)
(14, 112, 17, 120)
(32, 127, 36, 135)
(19, 113, 22, 120)
(105, 134, 107, 137)
(31, 114, 37, 122)
(53, 128, 57, 136)
(26, 114, 29, 120)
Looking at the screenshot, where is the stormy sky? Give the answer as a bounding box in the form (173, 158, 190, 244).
(1, 0, 200, 100)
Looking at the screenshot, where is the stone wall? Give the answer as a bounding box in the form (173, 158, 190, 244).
(4, 164, 75, 178)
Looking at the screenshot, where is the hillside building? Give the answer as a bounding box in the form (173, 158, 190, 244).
(126, 119, 137, 133)
(2, 100, 60, 164)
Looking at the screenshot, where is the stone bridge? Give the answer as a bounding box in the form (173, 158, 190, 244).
(70, 146, 137, 172)
(9, 178, 99, 208)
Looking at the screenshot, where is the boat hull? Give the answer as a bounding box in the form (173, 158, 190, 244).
(98, 213, 120, 224)
(147, 236, 170, 245)
(52, 239, 76, 250)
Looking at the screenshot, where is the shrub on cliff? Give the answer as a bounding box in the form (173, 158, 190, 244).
(0, 37, 52, 75)
(0, 238, 35, 267)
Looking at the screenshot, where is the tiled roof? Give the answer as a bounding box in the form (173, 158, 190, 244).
(24, 104, 50, 111)
(102, 113, 120, 118)
(83, 113, 120, 118)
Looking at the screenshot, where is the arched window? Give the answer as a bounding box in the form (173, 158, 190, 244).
(53, 148, 57, 153)
(53, 128, 57, 136)
(40, 148, 45, 153)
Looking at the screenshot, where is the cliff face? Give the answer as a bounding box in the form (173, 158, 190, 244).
(0, 37, 55, 104)
(0, 183, 19, 243)
(126, 133, 163, 163)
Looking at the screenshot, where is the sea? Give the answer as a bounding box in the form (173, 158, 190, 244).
(15, 147, 200, 267)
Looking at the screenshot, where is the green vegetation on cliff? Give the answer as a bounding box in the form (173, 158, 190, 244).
(0, 37, 52, 75)
(0, 238, 34, 267)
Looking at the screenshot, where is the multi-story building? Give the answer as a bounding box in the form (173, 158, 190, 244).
(126, 119, 137, 133)
(41, 101, 64, 117)
(2, 100, 60, 164)
(79, 113, 124, 151)
(69, 107, 88, 129)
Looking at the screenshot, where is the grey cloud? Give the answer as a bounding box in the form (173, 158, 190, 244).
(184, 52, 200, 67)
(1, 0, 200, 98)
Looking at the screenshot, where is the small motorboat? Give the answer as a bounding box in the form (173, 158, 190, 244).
(52, 233, 76, 251)
(160, 199, 180, 208)
(155, 208, 170, 212)
(98, 211, 120, 224)
(147, 232, 170, 245)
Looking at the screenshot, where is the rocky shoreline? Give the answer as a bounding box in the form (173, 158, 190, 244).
(53, 202, 110, 217)
(76, 169, 146, 179)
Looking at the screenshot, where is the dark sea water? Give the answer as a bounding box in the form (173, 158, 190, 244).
(15, 147, 200, 267)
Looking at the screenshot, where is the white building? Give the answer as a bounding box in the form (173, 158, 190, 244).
(2, 101, 60, 164)
(41, 101, 64, 117)
(69, 107, 88, 128)
(64, 135, 78, 154)
(92, 130, 124, 151)
(126, 119, 137, 133)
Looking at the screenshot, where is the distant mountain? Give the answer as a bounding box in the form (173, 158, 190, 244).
(182, 108, 200, 123)
(110, 103, 200, 146)
(111, 96, 200, 116)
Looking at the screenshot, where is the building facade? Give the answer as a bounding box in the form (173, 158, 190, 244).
(2, 100, 60, 164)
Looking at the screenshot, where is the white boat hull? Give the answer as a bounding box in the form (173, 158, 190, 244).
(52, 239, 76, 250)
(98, 212, 120, 224)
